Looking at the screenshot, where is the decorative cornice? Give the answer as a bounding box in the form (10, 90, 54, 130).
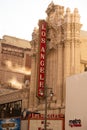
(0, 88, 29, 104)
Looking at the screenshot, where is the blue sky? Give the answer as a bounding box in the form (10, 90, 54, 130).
(0, 0, 87, 41)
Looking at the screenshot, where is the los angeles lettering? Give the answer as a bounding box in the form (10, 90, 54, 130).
(38, 21, 47, 98)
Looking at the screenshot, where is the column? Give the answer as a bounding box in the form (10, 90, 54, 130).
(56, 44, 63, 105)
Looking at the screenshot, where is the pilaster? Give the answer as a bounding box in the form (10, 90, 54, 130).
(29, 29, 39, 111)
(56, 44, 63, 105)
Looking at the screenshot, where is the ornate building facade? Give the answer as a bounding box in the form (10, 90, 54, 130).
(29, 2, 87, 115)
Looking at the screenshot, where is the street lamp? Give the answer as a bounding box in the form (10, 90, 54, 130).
(44, 85, 54, 130)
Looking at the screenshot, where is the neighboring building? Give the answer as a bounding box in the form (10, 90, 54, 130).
(0, 35, 31, 86)
(0, 35, 31, 118)
(29, 2, 87, 115)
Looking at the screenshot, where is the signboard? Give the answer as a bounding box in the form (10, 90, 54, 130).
(29, 120, 63, 130)
(37, 20, 47, 98)
(0, 117, 21, 130)
(28, 113, 64, 130)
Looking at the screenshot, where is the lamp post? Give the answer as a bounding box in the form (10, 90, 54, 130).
(44, 85, 47, 130)
(44, 85, 54, 130)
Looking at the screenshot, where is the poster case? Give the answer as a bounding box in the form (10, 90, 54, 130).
(0, 117, 21, 130)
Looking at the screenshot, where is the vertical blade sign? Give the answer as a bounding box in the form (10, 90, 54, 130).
(37, 20, 47, 98)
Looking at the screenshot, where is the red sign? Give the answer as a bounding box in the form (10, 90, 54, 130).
(37, 20, 47, 98)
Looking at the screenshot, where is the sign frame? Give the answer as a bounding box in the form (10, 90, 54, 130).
(37, 20, 47, 98)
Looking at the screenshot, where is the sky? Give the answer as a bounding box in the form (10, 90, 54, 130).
(0, 0, 87, 41)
